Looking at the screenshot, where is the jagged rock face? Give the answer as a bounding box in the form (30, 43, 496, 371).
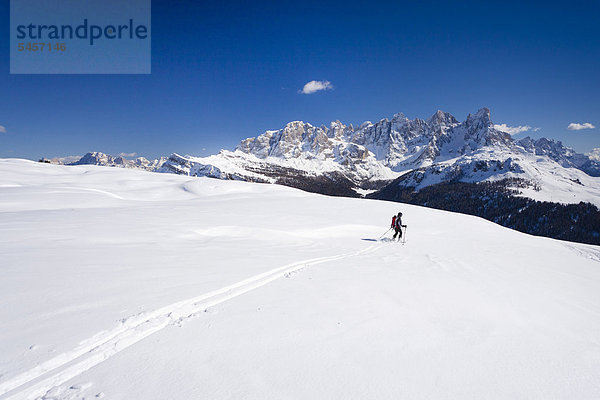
(348, 114, 432, 167)
(159, 153, 192, 174)
(71, 152, 115, 166)
(237, 121, 340, 160)
(463, 108, 513, 148)
(233, 108, 518, 172)
(427, 110, 459, 128)
(518, 137, 576, 164)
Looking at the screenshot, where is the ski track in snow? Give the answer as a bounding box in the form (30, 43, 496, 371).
(564, 244, 600, 263)
(0, 244, 381, 400)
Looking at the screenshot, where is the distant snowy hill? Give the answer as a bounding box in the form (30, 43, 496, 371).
(1, 159, 599, 400)
(68, 151, 168, 171)
(157, 108, 600, 206)
(39, 155, 82, 165)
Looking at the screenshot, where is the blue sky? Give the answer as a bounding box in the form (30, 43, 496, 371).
(1, 0, 599, 160)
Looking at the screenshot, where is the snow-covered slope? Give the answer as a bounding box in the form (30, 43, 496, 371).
(1, 159, 600, 400)
(159, 108, 600, 204)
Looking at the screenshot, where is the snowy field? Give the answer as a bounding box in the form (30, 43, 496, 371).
(1, 159, 600, 400)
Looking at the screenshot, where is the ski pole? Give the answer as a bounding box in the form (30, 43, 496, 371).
(379, 227, 392, 240)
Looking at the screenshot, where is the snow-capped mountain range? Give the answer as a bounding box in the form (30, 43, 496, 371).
(69, 152, 168, 171)
(156, 107, 600, 205)
(66, 108, 600, 206)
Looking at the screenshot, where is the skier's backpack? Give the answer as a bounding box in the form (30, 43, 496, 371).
(391, 215, 396, 228)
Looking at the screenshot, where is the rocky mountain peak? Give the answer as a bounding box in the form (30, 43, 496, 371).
(427, 110, 458, 126)
(391, 112, 408, 122)
(71, 152, 112, 165)
(466, 107, 492, 127)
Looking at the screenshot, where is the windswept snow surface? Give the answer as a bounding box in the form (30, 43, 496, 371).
(1, 159, 600, 400)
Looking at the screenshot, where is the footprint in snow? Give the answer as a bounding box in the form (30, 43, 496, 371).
(41, 381, 93, 400)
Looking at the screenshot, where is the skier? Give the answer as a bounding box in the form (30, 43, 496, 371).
(391, 212, 406, 241)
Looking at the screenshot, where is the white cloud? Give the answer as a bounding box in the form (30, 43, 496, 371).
(587, 148, 600, 161)
(299, 80, 334, 94)
(0, 125, 6, 134)
(567, 122, 595, 131)
(117, 152, 137, 158)
(494, 124, 540, 135)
